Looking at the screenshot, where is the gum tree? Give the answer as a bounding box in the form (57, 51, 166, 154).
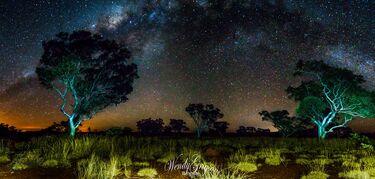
(288, 60, 375, 139)
(36, 31, 138, 137)
(259, 110, 310, 137)
(185, 103, 224, 138)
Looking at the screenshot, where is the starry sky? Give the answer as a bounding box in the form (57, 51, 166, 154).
(0, 0, 374, 132)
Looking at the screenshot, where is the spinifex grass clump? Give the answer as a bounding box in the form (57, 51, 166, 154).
(11, 150, 43, 170)
(301, 171, 329, 179)
(0, 140, 10, 163)
(228, 162, 258, 172)
(193, 167, 248, 179)
(137, 168, 158, 178)
(227, 149, 259, 173)
(338, 155, 375, 178)
(256, 148, 284, 166)
(77, 154, 121, 179)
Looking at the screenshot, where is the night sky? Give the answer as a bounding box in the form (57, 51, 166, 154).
(0, 0, 374, 132)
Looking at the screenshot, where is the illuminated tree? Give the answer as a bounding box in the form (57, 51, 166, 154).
(36, 31, 138, 137)
(185, 103, 224, 138)
(259, 110, 310, 137)
(288, 60, 375, 139)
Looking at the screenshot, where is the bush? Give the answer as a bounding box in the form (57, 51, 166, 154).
(137, 168, 158, 178)
(301, 171, 329, 179)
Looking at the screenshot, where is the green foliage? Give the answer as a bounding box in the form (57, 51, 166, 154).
(0, 140, 10, 155)
(259, 110, 310, 137)
(301, 171, 329, 179)
(228, 149, 257, 163)
(296, 96, 326, 119)
(360, 156, 375, 168)
(77, 154, 120, 179)
(51, 56, 80, 82)
(0, 155, 10, 163)
(12, 162, 29, 170)
(137, 168, 158, 178)
(350, 133, 374, 150)
(133, 161, 150, 167)
(156, 152, 176, 163)
(36, 31, 138, 137)
(185, 103, 224, 138)
(194, 168, 247, 179)
(228, 162, 258, 172)
(339, 170, 370, 179)
(41, 159, 59, 168)
(11, 150, 43, 170)
(296, 158, 310, 165)
(256, 148, 284, 166)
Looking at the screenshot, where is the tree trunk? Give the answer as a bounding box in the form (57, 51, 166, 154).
(318, 126, 327, 140)
(196, 128, 201, 138)
(68, 116, 77, 137)
(69, 127, 76, 137)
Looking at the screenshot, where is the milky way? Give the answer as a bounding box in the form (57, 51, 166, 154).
(0, 0, 374, 132)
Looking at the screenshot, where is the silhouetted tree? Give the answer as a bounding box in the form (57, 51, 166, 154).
(256, 128, 271, 134)
(42, 121, 82, 134)
(259, 110, 310, 137)
(0, 123, 17, 136)
(105, 127, 132, 136)
(288, 60, 375, 139)
(185, 103, 224, 138)
(165, 119, 189, 135)
(36, 31, 138, 137)
(236, 126, 257, 135)
(136, 118, 164, 136)
(210, 121, 229, 136)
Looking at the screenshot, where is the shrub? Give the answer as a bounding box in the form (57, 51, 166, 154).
(301, 171, 329, 179)
(137, 168, 158, 178)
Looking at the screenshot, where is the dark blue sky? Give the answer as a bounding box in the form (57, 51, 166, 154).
(0, 0, 374, 132)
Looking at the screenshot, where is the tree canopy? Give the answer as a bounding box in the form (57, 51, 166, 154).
(185, 103, 224, 138)
(259, 110, 310, 137)
(288, 60, 375, 139)
(36, 30, 138, 136)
